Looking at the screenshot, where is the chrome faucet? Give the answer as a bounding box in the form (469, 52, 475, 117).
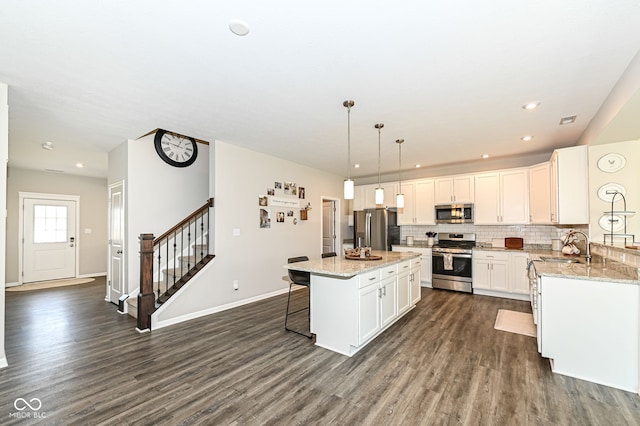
(570, 230, 592, 263)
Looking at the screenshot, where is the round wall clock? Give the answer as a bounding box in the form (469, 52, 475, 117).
(154, 129, 198, 167)
(597, 153, 626, 173)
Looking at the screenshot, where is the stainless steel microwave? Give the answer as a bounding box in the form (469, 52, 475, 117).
(435, 204, 474, 224)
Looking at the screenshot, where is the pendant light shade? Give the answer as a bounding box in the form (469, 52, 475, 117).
(396, 139, 405, 208)
(375, 187, 384, 205)
(374, 123, 384, 205)
(344, 179, 354, 200)
(343, 100, 355, 200)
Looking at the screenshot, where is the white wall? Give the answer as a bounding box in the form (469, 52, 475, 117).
(588, 139, 639, 245)
(579, 49, 640, 147)
(154, 140, 344, 325)
(1, 82, 8, 367)
(5, 168, 108, 284)
(108, 135, 209, 294)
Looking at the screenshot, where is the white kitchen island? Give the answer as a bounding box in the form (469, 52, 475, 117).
(285, 251, 421, 356)
(533, 257, 640, 393)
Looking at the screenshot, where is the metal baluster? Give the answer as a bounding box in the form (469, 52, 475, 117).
(187, 222, 192, 273)
(156, 243, 161, 300)
(180, 223, 185, 278)
(199, 211, 205, 261)
(173, 231, 178, 288)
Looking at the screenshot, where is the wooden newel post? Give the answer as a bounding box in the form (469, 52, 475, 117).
(137, 233, 155, 331)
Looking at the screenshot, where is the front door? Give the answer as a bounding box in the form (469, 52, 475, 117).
(22, 197, 77, 283)
(322, 199, 336, 254)
(108, 182, 125, 303)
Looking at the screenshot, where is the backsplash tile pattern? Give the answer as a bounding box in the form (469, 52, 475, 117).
(400, 224, 588, 246)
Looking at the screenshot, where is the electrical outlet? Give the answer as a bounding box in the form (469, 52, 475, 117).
(233, 280, 239, 290)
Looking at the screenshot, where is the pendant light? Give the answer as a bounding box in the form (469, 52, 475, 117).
(374, 123, 384, 205)
(343, 100, 355, 200)
(396, 139, 405, 209)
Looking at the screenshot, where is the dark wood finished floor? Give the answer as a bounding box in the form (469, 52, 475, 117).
(1, 279, 639, 425)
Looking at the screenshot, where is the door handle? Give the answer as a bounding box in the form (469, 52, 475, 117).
(116, 250, 123, 254)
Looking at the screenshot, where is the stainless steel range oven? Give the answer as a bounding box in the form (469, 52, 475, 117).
(431, 233, 476, 293)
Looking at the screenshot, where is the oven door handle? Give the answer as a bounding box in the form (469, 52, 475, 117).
(432, 252, 472, 259)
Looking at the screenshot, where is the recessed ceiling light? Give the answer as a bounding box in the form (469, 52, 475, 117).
(41, 141, 54, 150)
(75, 163, 84, 168)
(353, 164, 360, 168)
(229, 19, 250, 36)
(481, 154, 490, 159)
(522, 102, 541, 110)
(559, 115, 577, 125)
(520, 135, 534, 141)
(415, 164, 421, 168)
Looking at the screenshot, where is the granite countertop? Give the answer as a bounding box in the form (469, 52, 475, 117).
(529, 254, 639, 284)
(284, 250, 420, 278)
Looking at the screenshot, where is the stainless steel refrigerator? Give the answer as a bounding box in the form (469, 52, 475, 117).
(353, 208, 400, 251)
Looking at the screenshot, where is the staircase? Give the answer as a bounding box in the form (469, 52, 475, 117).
(134, 198, 215, 330)
(126, 245, 214, 319)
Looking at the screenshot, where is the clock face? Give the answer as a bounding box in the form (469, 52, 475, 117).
(154, 129, 198, 167)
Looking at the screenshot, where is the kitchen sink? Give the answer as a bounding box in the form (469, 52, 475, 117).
(539, 256, 581, 263)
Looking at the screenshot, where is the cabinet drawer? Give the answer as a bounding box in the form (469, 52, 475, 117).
(474, 251, 510, 261)
(397, 261, 411, 274)
(359, 270, 380, 288)
(381, 265, 398, 278)
(412, 258, 422, 269)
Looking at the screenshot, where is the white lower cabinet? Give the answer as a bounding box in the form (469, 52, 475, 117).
(410, 258, 422, 305)
(357, 262, 402, 345)
(380, 276, 397, 328)
(472, 250, 529, 300)
(358, 281, 381, 344)
(391, 246, 432, 287)
(397, 261, 412, 315)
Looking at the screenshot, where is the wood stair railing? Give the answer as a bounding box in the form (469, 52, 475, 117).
(137, 198, 215, 331)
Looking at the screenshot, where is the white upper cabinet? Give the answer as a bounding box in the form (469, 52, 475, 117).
(550, 146, 589, 225)
(474, 169, 529, 225)
(397, 179, 435, 225)
(529, 162, 552, 224)
(353, 183, 397, 210)
(434, 175, 474, 204)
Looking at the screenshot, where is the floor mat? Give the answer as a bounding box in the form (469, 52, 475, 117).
(494, 309, 536, 337)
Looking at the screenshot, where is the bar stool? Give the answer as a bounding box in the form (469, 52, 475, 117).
(284, 256, 313, 338)
(321, 252, 337, 258)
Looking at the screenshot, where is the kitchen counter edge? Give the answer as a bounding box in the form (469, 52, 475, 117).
(284, 251, 420, 278)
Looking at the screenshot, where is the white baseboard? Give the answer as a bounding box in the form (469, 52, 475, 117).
(79, 272, 107, 278)
(473, 288, 529, 301)
(5, 282, 19, 288)
(152, 287, 290, 331)
(0, 356, 8, 368)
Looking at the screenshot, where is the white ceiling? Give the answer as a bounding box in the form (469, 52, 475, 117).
(1, 1, 640, 180)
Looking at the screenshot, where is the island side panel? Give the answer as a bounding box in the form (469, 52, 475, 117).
(311, 274, 359, 356)
(541, 275, 639, 393)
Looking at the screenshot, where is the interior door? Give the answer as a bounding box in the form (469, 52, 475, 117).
(108, 182, 125, 303)
(23, 198, 77, 283)
(322, 199, 336, 254)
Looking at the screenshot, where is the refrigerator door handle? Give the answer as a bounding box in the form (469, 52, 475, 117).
(365, 212, 371, 247)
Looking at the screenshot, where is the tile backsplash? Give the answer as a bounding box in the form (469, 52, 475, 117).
(400, 224, 588, 247)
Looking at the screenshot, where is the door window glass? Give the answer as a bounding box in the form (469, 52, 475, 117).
(33, 204, 68, 243)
